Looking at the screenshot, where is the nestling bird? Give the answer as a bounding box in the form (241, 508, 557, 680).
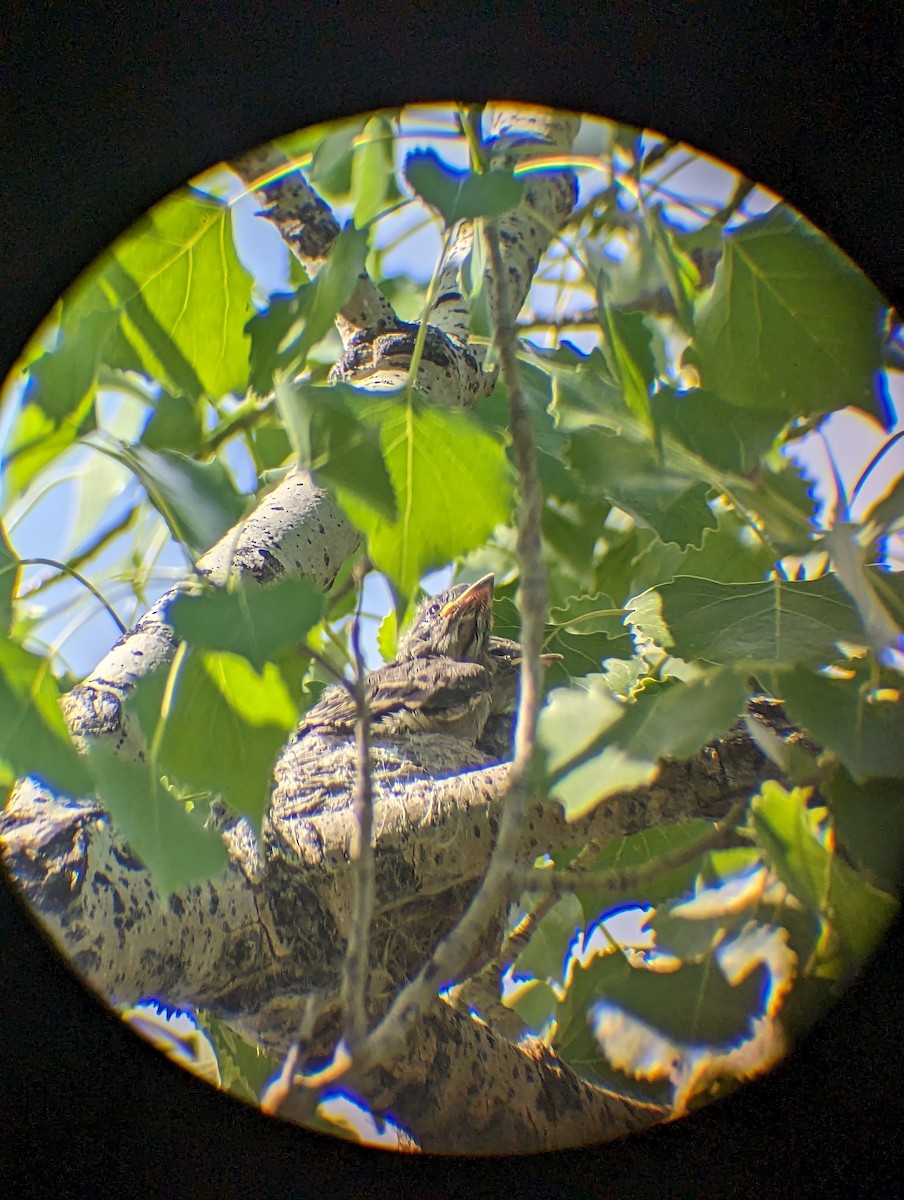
(295, 574, 497, 745)
(294, 573, 559, 755)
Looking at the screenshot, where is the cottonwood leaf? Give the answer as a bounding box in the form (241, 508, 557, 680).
(404, 149, 524, 224)
(563, 952, 768, 1049)
(100, 443, 246, 560)
(335, 397, 514, 597)
(129, 650, 297, 831)
(352, 114, 403, 226)
(247, 226, 369, 394)
(693, 208, 885, 418)
(568, 428, 718, 548)
(106, 190, 254, 399)
(85, 743, 228, 896)
(774, 667, 904, 781)
(649, 386, 783, 476)
(514, 894, 583, 985)
(628, 574, 871, 668)
(0, 519, 19, 633)
(0, 640, 92, 796)
(825, 768, 904, 889)
(750, 780, 898, 961)
(166, 578, 325, 672)
(538, 668, 748, 819)
(275, 380, 396, 520)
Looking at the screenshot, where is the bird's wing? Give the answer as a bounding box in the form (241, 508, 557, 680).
(298, 658, 492, 735)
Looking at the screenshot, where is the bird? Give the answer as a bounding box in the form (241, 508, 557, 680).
(294, 574, 497, 746)
(293, 574, 559, 756)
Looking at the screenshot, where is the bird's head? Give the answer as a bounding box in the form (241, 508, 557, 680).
(399, 574, 495, 662)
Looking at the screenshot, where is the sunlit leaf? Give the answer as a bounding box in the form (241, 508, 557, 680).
(0, 519, 19, 633)
(693, 208, 885, 418)
(105, 190, 254, 399)
(335, 395, 514, 597)
(129, 649, 297, 830)
(2, 388, 96, 501)
(628, 574, 872, 667)
(275, 380, 396, 520)
(0, 640, 92, 796)
(352, 114, 403, 227)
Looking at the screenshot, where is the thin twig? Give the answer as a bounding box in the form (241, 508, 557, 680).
(18, 558, 127, 633)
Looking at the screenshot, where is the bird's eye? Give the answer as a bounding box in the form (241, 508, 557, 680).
(428, 603, 440, 617)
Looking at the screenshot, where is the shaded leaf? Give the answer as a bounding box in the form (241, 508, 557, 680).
(628, 506, 777, 595)
(85, 742, 228, 895)
(596, 293, 654, 431)
(568, 428, 718, 548)
(750, 780, 898, 960)
(563, 952, 768, 1048)
(628, 574, 872, 668)
(775, 668, 904, 782)
(644, 204, 699, 334)
(26, 308, 118, 421)
(693, 208, 885, 418)
(825, 767, 904, 889)
(514, 894, 583, 984)
(0, 639, 93, 796)
(141, 389, 203, 453)
(247, 226, 369, 394)
(404, 149, 524, 224)
(166, 578, 325, 671)
(649, 386, 783, 476)
(100, 443, 246, 560)
(2, 388, 96, 501)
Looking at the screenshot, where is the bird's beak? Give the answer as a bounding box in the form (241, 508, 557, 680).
(440, 573, 495, 619)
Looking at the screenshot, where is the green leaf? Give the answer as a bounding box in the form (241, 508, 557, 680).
(568, 428, 718, 548)
(85, 742, 228, 895)
(274, 380, 396, 520)
(539, 668, 748, 819)
(2, 387, 96, 502)
(26, 308, 119, 421)
(100, 443, 246, 560)
(376, 608, 398, 663)
(129, 649, 297, 830)
(644, 204, 699, 334)
(750, 780, 898, 960)
(774, 668, 904, 781)
(140, 389, 203, 453)
(560, 952, 768, 1048)
(825, 767, 904, 888)
(105, 190, 254, 399)
(693, 208, 885, 418)
(572, 821, 725, 920)
(0, 519, 19, 634)
(544, 591, 634, 672)
(628, 574, 873, 668)
(166, 578, 325, 672)
(0, 640, 93, 796)
(596, 293, 654, 431)
(514, 894, 584, 984)
(404, 149, 524, 224)
(628, 506, 777, 595)
(649, 386, 783, 476)
(352, 114, 403, 227)
(336, 395, 514, 597)
(309, 116, 370, 196)
(247, 226, 369, 394)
